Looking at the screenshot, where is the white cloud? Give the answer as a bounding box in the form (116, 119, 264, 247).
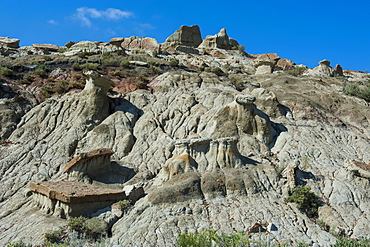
(74, 7, 133, 27)
(48, 20, 58, 25)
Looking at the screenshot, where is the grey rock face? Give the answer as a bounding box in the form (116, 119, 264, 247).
(1, 65, 370, 247)
(304, 59, 334, 77)
(0, 37, 20, 48)
(198, 28, 239, 50)
(164, 25, 202, 48)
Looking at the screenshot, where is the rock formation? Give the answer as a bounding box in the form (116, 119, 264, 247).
(304, 59, 334, 77)
(254, 53, 280, 74)
(30, 181, 126, 217)
(0, 37, 20, 48)
(0, 25, 370, 247)
(163, 25, 202, 48)
(198, 28, 239, 49)
(119, 36, 160, 54)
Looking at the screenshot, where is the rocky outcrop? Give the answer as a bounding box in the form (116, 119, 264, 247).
(333, 64, 343, 76)
(30, 181, 126, 217)
(120, 36, 160, 54)
(64, 148, 113, 174)
(254, 53, 280, 74)
(163, 25, 202, 48)
(0, 37, 20, 48)
(198, 28, 239, 50)
(31, 44, 59, 52)
(275, 58, 296, 71)
(304, 59, 334, 77)
(63, 41, 120, 56)
(1, 33, 370, 247)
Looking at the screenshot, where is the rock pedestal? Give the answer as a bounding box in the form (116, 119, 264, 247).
(30, 181, 126, 218)
(163, 25, 202, 48)
(198, 28, 239, 50)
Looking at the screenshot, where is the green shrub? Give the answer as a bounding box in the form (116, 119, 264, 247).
(44, 230, 63, 243)
(169, 58, 179, 67)
(72, 63, 81, 71)
(344, 83, 370, 102)
(85, 218, 107, 240)
(77, 51, 94, 58)
(117, 199, 131, 210)
(102, 51, 111, 58)
(34, 65, 46, 76)
(110, 70, 122, 77)
(68, 216, 86, 232)
(230, 77, 244, 91)
(177, 229, 250, 247)
(285, 185, 321, 217)
(0, 67, 14, 77)
(101, 57, 120, 67)
(120, 60, 130, 68)
(80, 63, 99, 71)
(43, 55, 52, 61)
(285, 66, 307, 76)
(23, 74, 34, 81)
(331, 237, 370, 247)
(58, 47, 67, 53)
(5, 240, 32, 247)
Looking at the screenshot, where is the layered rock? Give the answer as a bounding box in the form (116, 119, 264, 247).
(64, 148, 114, 175)
(0, 37, 20, 48)
(120, 36, 160, 54)
(304, 59, 333, 77)
(254, 53, 280, 74)
(198, 28, 239, 50)
(163, 25, 202, 48)
(31, 44, 59, 52)
(30, 181, 126, 217)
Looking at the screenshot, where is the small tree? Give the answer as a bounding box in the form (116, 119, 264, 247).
(285, 185, 321, 217)
(169, 58, 179, 67)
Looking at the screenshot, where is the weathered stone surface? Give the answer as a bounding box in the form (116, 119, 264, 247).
(1, 39, 370, 246)
(254, 53, 280, 74)
(109, 37, 125, 47)
(275, 58, 296, 71)
(304, 59, 333, 77)
(32, 44, 59, 51)
(175, 45, 199, 54)
(164, 25, 202, 48)
(63, 148, 114, 173)
(30, 181, 125, 203)
(120, 36, 159, 53)
(0, 37, 20, 48)
(198, 28, 239, 50)
(333, 64, 343, 76)
(123, 185, 144, 202)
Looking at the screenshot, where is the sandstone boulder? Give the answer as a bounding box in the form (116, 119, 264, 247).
(64, 148, 114, 173)
(32, 44, 59, 52)
(304, 59, 333, 77)
(254, 53, 280, 74)
(275, 58, 296, 71)
(120, 36, 159, 54)
(333, 64, 343, 76)
(163, 25, 202, 48)
(109, 37, 125, 47)
(198, 28, 239, 50)
(0, 37, 20, 48)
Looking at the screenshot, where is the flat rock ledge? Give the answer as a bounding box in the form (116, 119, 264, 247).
(63, 148, 114, 173)
(30, 181, 126, 218)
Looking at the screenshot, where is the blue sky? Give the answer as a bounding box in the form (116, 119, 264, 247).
(1, 0, 369, 71)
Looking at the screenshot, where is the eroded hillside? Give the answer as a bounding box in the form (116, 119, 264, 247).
(0, 26, 370, 246)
